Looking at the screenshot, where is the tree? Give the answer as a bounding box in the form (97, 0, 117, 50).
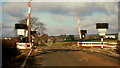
(53, 39, 56, 43)
(68, 35, 74, 41)
(58, 34, 67, 40)
(19, 17, 46, 35)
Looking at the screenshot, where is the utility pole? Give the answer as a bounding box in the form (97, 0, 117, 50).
(27, 0, 32, 43)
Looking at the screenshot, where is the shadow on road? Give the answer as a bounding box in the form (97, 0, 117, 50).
(35, 48, 83, 56)
(25, 46, 119, 68)
(25, 47, 84, 68)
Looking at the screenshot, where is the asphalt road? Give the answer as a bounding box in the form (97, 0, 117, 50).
(25, 46, 119, 68)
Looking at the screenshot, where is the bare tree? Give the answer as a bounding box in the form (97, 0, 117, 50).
(19, 17, 46, 35)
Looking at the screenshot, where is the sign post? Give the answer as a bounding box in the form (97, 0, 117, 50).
(96, 23, 109, 48)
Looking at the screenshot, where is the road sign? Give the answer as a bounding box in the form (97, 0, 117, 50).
(98, 29, 107, 36)
(15, 24, 27, 29)
(17, 29, 26, 36)
(96, 23, 108, 36)
(96, 23, 108, 29)
(81, 30, 87, 35)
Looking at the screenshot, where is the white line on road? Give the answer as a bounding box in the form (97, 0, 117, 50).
(20, 48, 33, 68)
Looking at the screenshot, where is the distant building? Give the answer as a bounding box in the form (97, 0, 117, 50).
(40, 34, 50, 42)
(105, 35, 116, 39)
(48, 39, 54, 42)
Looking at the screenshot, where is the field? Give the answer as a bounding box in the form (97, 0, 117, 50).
(44, 39, 117, 47)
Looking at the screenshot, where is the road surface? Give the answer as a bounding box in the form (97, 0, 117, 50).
(25, 46, 119, 68)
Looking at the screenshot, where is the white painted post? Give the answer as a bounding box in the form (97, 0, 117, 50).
(101, 37, 103, 48)
(101, 45, 103, 48)
(91, 42, 92, 47)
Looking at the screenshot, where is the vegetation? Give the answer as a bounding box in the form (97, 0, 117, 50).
(116, 41, 120, 54)
(2, 39, 20, 68)
(19, 17, 46, 35)
(58, 34, 75, 41)
(54, 42, 69, 46)
(58, 34, 67, 40)
(68, 35, 74, 41)
(45, 41, 70, 46)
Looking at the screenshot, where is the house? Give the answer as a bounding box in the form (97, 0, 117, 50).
(40, 34, 50, 42)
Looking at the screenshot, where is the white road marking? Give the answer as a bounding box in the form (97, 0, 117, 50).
(20, 48, 33, 68)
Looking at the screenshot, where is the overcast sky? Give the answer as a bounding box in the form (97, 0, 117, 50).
(1, 1, 119, 37)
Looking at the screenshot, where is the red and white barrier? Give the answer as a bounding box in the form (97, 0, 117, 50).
(77, 42, 117, 48)
(26, 0, 32, 37)
(77, 16, 82, 39)
(16, 43, 32, 49)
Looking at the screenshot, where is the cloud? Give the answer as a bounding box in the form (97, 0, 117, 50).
(2, 2, 118, 36)
(80, 14, 118, 34)
(2, 2, 27, 18)
(45, 13, 118, 35)
(32, 2, 117, 16)
(2, 23, 14, 28)
(2, 28, 16, 37)
(2, 23, 16, 37)
(2, 2, 117, 20)
(46, 25, 78, 36)
(2, 0, 120, 2)
(8, 16, 20, 21)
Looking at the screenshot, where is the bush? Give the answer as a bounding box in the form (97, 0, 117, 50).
(2, 39, 20, 67)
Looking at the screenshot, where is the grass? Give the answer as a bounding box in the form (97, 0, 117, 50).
(54, 42, 69, 46)
(44, 41, 70, 46)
